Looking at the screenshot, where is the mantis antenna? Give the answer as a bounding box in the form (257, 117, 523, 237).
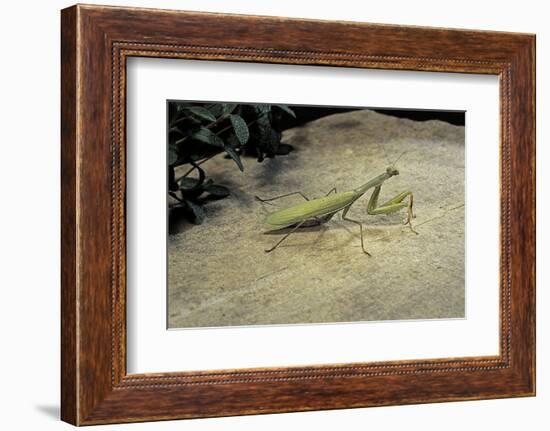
(390, 150, 407, 168)
(379, 142, 391, 166)
(378, 141, 406, 169)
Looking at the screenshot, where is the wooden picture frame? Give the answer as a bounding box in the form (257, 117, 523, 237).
(61, 4, 535, 425)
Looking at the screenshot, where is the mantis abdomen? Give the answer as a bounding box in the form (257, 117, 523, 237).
(264, 190, 356, 231)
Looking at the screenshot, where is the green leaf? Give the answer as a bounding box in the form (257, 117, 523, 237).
(178, 177, 200, 190)
(222, 103, 237, 115)
(229, 114, 249, 145)
(275, 104, 296, 118)
(205, 184, 230, 198)
(207, 104, 223, 117)
(192, 128, 224, 148)
(224, 146, 244, 172)
(256, 110, 271, 128)
(179, 163, 205, 190)
(226, 134, 239, 148)
(168, 147, 178, 165)
(255, 104, 271, 114)
(183, 106, 217, 122)
(186, 199, 205, 224)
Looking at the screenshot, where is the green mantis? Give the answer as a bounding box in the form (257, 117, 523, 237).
(256, 163, 417, 255)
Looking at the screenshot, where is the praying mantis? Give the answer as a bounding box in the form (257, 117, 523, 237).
(255, 160, 417, 255)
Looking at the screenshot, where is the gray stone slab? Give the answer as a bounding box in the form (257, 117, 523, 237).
(168, 109, 465, 328)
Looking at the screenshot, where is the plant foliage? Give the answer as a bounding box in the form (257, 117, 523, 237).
(168, 102, 296, 225)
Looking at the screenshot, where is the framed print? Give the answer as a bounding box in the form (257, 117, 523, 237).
(61, 4, 536, 425)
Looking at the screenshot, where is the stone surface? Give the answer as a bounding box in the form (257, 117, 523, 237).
(168, 109, 465, 328)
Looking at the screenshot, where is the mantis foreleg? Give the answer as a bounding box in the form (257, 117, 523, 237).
(341, 205, 371, 256)
(367, 186, 418, 234)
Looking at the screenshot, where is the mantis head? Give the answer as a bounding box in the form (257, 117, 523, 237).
(386, 166, 399, 176)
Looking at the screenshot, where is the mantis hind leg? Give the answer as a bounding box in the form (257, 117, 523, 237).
(367, 186, 418, 234)
(255, 191, 310, 206)
(265, 221, 306, 253)
(341, 206, 371, 256)
(256, 187, 335, 205)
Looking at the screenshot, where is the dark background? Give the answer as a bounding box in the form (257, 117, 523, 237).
(278, 106, 465, 131)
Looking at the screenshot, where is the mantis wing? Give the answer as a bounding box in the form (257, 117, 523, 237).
(264, 191, 356, 231)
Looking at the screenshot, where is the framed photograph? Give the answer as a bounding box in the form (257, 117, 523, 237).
(61, 4, 535, 425)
